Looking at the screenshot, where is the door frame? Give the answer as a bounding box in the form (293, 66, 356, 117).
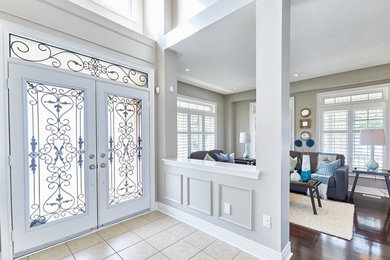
(0, 20, 155, 260)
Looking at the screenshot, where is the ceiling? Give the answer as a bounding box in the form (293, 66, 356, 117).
(171, 0, 390, 94)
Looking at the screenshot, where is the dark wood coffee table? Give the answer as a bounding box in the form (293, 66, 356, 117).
(290, 179, 322, 215)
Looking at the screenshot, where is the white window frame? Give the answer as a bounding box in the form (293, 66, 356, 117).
(317, 84, 390, 171)
(90, 0, 141, 21)
(66, 0, 143, 33)
(177, 95, 217, 157)
(249, 102, 256, 158)
(249, 97, 294, 158)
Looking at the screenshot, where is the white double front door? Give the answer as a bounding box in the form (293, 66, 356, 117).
(9, 63, 150, 256)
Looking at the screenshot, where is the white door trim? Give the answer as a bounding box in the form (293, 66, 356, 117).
(0, 20, 155, 260)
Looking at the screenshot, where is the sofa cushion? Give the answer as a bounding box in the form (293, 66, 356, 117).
(289, 151, 345, 173)
(316, 159, 341, 177)
(289, 156, 298, 172)
(328, 176, 336, 188)
(317, 152, 338, 170)
(208, 149, 224, 161)
(189, 150, 223, 160)
(204, 153, 215, 161)
(215, 152, 235, 163)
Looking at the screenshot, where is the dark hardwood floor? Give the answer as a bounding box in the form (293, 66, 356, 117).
(290, 192, 390, 260)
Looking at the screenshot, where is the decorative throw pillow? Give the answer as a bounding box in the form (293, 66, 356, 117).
(289, 157, 298, 172)
(316, 159, 341, 177)
(215, 152, 235, 163)
(317, 152, 338, 170)
(204, 153, 215, 161)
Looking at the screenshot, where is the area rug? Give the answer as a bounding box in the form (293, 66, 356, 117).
(290, 193, 355, 240)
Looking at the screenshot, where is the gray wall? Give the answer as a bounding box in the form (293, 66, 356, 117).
(234, 100, 254, 157)
(224, 90, 256, 154)
(291, 64, 390, 193)
(291, 63, 390, 152)
(293, 92, 317, 151)
(177, 82, 225, 150)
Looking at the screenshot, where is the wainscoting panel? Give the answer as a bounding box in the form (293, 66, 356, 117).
(164, 172, 183, 204)
(187, 177, 212, 215)
(219, 184, 252, 230)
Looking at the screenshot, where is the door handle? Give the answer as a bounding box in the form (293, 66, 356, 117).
(100, 163, 107, 168)
(89, 154, 95, 159)
(100, 153, 106, 158)
(89, 164, 96, 170)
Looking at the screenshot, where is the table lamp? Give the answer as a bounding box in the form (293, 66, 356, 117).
(360, 129, 386, 170)
(239, 132, 251, 159)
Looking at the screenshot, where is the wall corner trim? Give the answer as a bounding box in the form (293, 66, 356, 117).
(156, 202, 292, 260)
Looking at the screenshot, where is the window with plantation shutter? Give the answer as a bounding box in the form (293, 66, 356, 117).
(321, 110, 349, 163)
(177, 96, 216, 158)
(352, 108, 385, 168)
(319, 86, 388, 170)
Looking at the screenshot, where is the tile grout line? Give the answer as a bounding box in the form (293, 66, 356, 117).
(64, 243, 76, 260)
(29, 212, 253, 260)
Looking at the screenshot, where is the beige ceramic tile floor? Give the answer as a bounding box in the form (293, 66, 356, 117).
(21, 211, 259, 260)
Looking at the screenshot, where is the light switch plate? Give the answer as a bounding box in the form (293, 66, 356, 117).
(263, 214, 271, 229)
(224, 203, 231, 215)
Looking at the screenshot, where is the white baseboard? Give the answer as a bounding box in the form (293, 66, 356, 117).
(281, 242, 293, 260)
(156, 202, 292, 260)
(348, 185, 389, 198)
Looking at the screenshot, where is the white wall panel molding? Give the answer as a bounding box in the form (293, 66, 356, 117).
(218, 184, 252, 230)
(163, 172, 183, 205)
(187, 177, 212, 215)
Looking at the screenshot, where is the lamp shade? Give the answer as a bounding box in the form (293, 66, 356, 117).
(360, 129, 386, 145)
(239, 132, 251, 143)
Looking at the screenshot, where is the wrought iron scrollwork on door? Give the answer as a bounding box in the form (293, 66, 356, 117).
(26, 81, 86, 227)
(107, 95, 143, 205)
(9, 34, 148, 87)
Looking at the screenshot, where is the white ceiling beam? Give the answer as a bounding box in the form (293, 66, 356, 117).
(159, 0, 254, 50)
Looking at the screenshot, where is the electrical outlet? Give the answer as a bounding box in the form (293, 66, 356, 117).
(224, 203, 231, 215)
(263, 214, 271, 229)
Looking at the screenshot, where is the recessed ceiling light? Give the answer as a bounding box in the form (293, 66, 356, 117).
(185, 68, 190, 72)
(233, 88, 237, 91)
(294, 73, 299, 77)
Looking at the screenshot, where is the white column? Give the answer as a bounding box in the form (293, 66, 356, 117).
(255, 0, 291, 255)
(156, 47, 178, 201)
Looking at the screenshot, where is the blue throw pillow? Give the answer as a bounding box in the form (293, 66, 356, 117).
(215, 153, 234, 163)
(316, 159, 341, 177)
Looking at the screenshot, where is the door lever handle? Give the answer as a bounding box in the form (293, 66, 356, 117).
(100, 163, 107, 169)
(89, 164, 96, 170)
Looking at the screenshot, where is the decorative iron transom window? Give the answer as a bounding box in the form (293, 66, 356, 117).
(9, 34, 148, 87)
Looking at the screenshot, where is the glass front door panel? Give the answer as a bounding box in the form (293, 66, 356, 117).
(26, 81, 86, 228)
(107, 95, 143, 205)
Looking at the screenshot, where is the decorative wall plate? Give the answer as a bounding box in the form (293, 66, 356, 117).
(300, 131, 311, 141)
(300, 108, 311, 118)
(300, 119, 311, 129)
